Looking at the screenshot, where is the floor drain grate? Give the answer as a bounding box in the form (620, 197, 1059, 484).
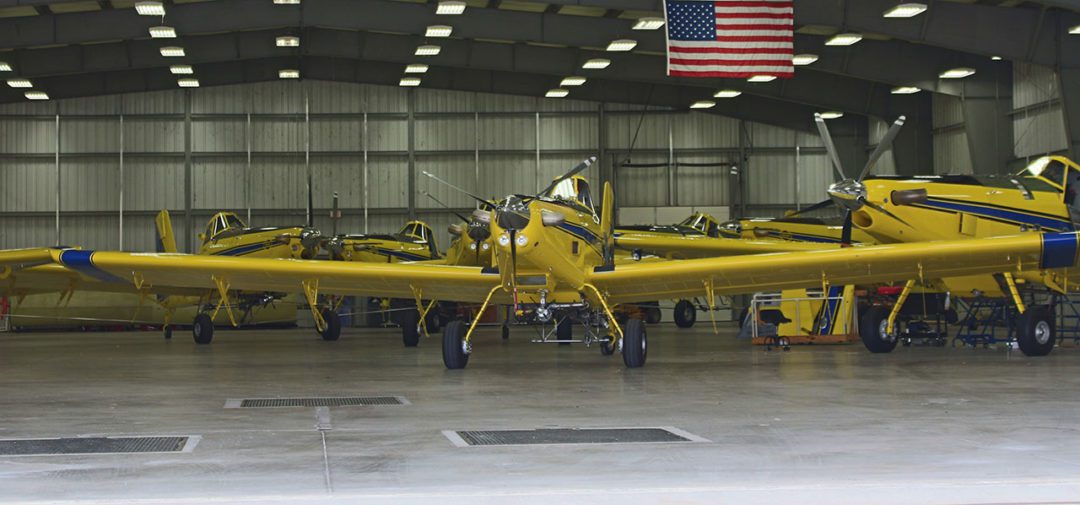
(225, 396, 409, 408)
(0, 436, 197, 456)
(444, 427, 708, 447)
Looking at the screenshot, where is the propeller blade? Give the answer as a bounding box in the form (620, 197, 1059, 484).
(422, 191, 471, 222)
(814, 113, 847, 182)
(537, 156, 597, 198)
(786, 198, 836, 217)
(840, 211, 853, 246)
(857, 116, 906, 182)
(420, 171, 495, 207)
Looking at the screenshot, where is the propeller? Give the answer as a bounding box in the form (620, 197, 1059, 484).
(535, 156, 597, 200)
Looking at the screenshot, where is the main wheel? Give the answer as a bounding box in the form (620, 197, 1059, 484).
(442, 320, 469, 369)
(192, 313, 214, 345)
(556, 318, 572, 345)
(859, 305, 898, 353)
(1016, 306, 1055, 356)
(622, 319, 647, 368)
(320, 309, 341, 341)
(643, 302, 662, 324)
(401, 308, 420, 347)
(674, 300, 696, 328)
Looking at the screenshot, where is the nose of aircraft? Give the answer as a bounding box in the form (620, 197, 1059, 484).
(299, 227, 323, 258)
(827, 179, 868, 212)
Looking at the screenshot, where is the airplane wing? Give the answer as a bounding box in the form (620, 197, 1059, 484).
(594, 232, 1074, 304)
(614, 232, 831, 258)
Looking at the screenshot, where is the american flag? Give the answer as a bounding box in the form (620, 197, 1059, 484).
(664, 0, 795, 78)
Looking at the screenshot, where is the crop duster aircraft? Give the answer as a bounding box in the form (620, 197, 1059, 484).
(4, 156, 1080, 368)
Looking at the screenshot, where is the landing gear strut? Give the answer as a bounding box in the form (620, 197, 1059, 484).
(401, 308, 420, 347)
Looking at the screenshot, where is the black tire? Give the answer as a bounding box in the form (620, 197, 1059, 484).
(556, 318, 572, 345)
(501, 324, 510, 340)
(163, 325, 173, 340)
(622, 319, 647, 368)
(859, 305, 898, 353)
(674, 300, 696, 328)
(192, 313, 214, 345)
(645, 306, 662, 325)
(401, 308, 420, 347)
(442, 320, 469, 369)
(320, 309, 341, 341)
(600, 336, 615, 356)
(1016, 306, 1055, 357)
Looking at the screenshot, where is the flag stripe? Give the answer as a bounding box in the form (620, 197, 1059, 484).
(671, 70, 795, 78)
(666, 0, 795, 78)
(671, 58, 793, 65)
(715, 12, 793, 19)
(670, 46, 792, 54)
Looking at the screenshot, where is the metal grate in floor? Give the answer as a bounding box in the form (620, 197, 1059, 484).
(0, 436, 196, 456)
(224, 396, 409, 408)
(445, 427, 708, 447)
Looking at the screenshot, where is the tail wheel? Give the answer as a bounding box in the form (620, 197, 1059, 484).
(401, 309, 420, 347)
(622, 319, 647, 368)
(1016, 306, 1055, 356)
(319, 309, 341, 341)
(643, 303, 662, 324)
(599, 335, 615, 356)
(192, 313, 214, 345)
(501, 324, 510, 340)
(442, 320, 469, 369)
(859, 306, 898, 353)
(674, 300, 696, 328)
(556, 318, 572, 345)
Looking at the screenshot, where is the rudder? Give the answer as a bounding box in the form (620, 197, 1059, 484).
(155, 210, 178, 253)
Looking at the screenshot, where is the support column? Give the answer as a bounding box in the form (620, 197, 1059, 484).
(54, 105, 60, 246)
(183, 89, 193, 253)
(407, 89, 416, 220)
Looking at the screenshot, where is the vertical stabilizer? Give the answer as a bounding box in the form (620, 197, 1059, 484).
(155, 210, 179, 254)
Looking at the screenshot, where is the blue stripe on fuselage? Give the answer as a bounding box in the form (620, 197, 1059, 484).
(1041, 232, 1079, 269)
(915, 198, 1073, 232)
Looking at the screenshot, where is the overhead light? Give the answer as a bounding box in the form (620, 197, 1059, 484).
(582, 58, 611, 69)
(170, 65, 193, 74)
(405, 64, 429, 74)
(273, 0, 301, 4)
(7, 79, 32, 88)
(436, 1, 466, 15)
(747, 75, 776, 82)
(425, 25, 453, 37)
(1070, 24, 1080, 34)
(991, 55, 1003, 61)
(891, 86, 921, 95)
(178, 78, 200, 88)
(939, 67, 975, 79)
(400, 77, 421, 87)
(0, 62, 10, 72)
(415, 45, 441, 56)
(276, 36, 300, 47)
(883, 3, 927, 18)
(792, 54, 819, 66)
(633, 17, 665, 30)
(825, 33, 863, 46)
(135, 1, 164, 16)
(160, 46, 186, 57)
(149, 25, 176, 38)
(545, 88, 569, 98)
(714, 90, 742, 98)
(560, 76, 586, 86)
(279, 69, 300, 79)
(690, 100, 716, 109)
(819, 111, 844, 120)
(606, 39, 637, 52)
(24, 91, 49, 100)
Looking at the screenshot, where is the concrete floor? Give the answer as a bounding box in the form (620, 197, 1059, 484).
(2, 324, 1080, 505)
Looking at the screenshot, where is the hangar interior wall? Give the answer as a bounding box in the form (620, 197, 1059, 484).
(0, 80, 844, 251)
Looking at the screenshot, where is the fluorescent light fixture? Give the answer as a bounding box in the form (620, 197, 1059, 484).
(939, 67, 975, 79)
(819, 111, 844, 120)
(279, 69, 300, 79)
(747, 74, 776, 82)
(399, 77, 421, 87)
(7, 79, 32, 88)
(135, 1, 164, 16)
(149, 25, 176, 38)
(545, 88, 569, 98)
(560, 76, 586, 86)
(825, 33, 863, 46)
(582, 58, 611, 69)
(891, 86, 921, 95)
(713, 89, 742, 98)
(690, 100, 716, 109)
(273, 0, 301, 4)
(405, 64, 429, 74)
(883, 3, 927, 18)
(0, 62, 10, 72)
(415, 45, 441, 56)
(606, 39, 637, 51)
(178, 78, 200, 88)
(160, 46, 185, 57)
(425, 25, 453, 37)
(991, 55, 1003, 61)
(25, 91, 49, 100)
(276, 36, 300, 47)
(170, 65, 193, 74)
(792, 54, 819, 66)
(1069, 24, 1080, 34)
(633, 17, 665, 30)
(436, 1, 466, 15)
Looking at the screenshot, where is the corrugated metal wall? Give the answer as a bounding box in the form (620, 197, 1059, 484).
(1013, 62, 1069, 161)
(2, 80, 851, 250)
(931, 94, 973, 175)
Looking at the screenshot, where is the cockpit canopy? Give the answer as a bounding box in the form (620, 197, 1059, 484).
(678, 213, 721, 237)
(202, 212, 247, 243)
(399, 220, 439, 256)
(1022, 156, 1080, 209)
(545, 175, 595, 213)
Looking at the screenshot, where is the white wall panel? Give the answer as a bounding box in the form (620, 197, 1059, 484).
(747, 123, 798, 148)
(746, 153, 798, 205)
(1014, 62, 1061, 109)
(124, 119, 184, 152)
(121, 89, 184, 115)
(246, 156, 307, 209)
(416, 89, 476, 113)
(251, 119, 305, 152)
(0, 216, 55, 248)
(191, 156, 245, 210)
(606, 113, 670, 150)
(309, 81, 375, 114)
(478, 153, 535, 198)
(311, 118, 362, 152)
(933, 94, 965, 128)
(365, 157, 409, 208)
(867, 117, 898, 176)
(475, 92, 537, 112)
(122, 157, 183, 211)
(538, 98, 597, 113)
(0, 119, 55, 153)
(61, 118, 120, 152)
(540, 115, 598, 151)
(416, 154, 477, 209)
(59, 95, 121, 115)
(61, 157, 120, 211)
(795, 153, 834, 203)
(122, 215, 159, 252)
(312, 155, 365, 210)
(479, 116, 536, 150)
(368, 118, 408, 151)
(61, 215, 119, 250)
(1013, 105, 1069, 159)
(362, 84, 408, 113)
(416, 117, 475, 151)
(615, 154, 668, 207)
(933, 129, 973, 175)
(192, 119, 245, 152)
(672, 112, 738, 150)
(673, 154, 729, 206)
(0, 158, 56, 212)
